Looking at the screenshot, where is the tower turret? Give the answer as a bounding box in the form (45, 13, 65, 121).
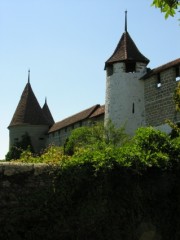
(42, 97, 55, 127)
(104, 12, 149, 134)
(8, 71, 51, 153)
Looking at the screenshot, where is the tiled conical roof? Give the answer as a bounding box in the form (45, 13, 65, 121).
(105, 31, 149, 69)
(42, 98, 55, 127)
(9, 82, 49, 127)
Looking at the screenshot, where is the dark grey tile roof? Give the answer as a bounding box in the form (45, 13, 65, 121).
(9, 83, 49, 127)
(105, 31, 149, 69)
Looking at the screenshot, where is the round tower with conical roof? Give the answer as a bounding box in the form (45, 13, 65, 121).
(104, 11, 149, 134)
(8, 71, 54, 153)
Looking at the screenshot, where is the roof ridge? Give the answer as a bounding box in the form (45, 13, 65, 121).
(141, 58, 180, 80)
(55, 104, 99, 124)
(49, 104, 100, 133)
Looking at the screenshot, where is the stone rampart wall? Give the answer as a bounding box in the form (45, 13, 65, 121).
(0, 162, 179, 240)
(0, 162, 54, 208)
(144, 67, 180, 126)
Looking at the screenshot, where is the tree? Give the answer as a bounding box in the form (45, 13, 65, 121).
(64, 121, 129, 156)
(151, 0, 180, 18)
(6, 132, 34, 160)
(166, 82, 180, 137)
(174, 82, 180, 111)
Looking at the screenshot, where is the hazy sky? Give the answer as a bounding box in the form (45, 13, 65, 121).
(0, 0, 179, 159)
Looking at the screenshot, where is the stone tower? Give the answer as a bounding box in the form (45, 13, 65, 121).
(8, 71, 54, 153)
(104, 12, 149, 134)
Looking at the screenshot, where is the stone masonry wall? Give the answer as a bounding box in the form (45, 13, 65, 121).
(0, 162, 54, 207)
(0, 162, 58, 239)
(0, 162, 180, 239)
(144, 67, 180, 127)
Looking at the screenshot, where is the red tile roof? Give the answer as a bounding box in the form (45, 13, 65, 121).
(49, 104, 101, 133)
(89, 105, 105, 118)
(141, 58, 180, 80)
(9, 83, 49, 127)
(105, 31, 149, 69)
(42, 100, 55, 126)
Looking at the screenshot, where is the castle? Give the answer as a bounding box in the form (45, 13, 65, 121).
(8, 13, 180, 154)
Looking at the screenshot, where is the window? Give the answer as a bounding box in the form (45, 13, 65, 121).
(132, 103, 135, 114)
(176, 67, 180, 81)
(106, 65, 113, 76)
(157, 73, 161, 88)
(125, 62, 136, 73)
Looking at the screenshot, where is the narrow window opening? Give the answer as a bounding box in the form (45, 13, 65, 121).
(107, 65, 113, 76)
(132, 103, 135, 114)
(125, 62, 136, 73)
(176, 67, 180, 81)
(157, 73, 161, 88)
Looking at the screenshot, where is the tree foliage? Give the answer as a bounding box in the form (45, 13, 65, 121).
(6, 132, 34, 161)
(151, 0, 180, 18)
(118, 127, 178, 170)
(15, 123, 180, 172)
(174, 82, 180, 111)
(64, 121, 128, 156)
(166, 83, 180, 137)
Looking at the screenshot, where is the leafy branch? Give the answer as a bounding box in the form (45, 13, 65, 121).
(151, 0, 180, 19)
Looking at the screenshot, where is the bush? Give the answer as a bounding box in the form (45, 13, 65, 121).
(117, 127, 180, 171)
(15, 125, 180, 172)
(64, 121, 129, 156)
(6, 132, 34, 161)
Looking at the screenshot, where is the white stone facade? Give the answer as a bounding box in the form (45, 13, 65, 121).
(105, 62, 147, 135)
(9, 125, 49, 153)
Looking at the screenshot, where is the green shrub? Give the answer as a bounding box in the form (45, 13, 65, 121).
(64, 121, 129, 156)
(117, 127, 179, 171)
(17, 145, 69, 165)
(15, 125, 180, 171)
(6, 132, 34, 161)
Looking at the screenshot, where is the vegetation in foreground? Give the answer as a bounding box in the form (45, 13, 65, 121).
(2, 127, 180, 240)
(6, 82, 180, 171)
(8, 121, 180, 172)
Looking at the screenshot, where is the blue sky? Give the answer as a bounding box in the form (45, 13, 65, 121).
(0, 0, 179, 159)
